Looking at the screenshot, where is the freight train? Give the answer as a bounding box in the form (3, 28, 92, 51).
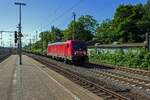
(47, 40, 88, 63)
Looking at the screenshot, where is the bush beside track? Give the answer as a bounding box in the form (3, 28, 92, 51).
(24, 50, 150, 74)
(89, 48, 150, 70)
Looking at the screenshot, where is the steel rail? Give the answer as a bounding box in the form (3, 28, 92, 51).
(28, 54, 129, 100)
(80, 63, 150, 90)
(88, 62, 150, 77)
(0, 53, 11, 63)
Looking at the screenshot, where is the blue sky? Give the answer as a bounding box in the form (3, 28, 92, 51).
(0, 0, 147, 47)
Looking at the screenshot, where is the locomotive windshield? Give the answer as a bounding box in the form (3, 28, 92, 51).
(72, 41, 87, 51)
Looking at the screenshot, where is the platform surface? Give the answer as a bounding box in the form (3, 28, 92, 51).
(0, 55, 103, 100)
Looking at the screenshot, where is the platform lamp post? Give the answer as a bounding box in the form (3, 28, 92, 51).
(72, 12, 76, 40)
(14, 2, 26, 65)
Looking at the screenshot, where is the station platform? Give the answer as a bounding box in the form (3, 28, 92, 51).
(0, 55, 103, 100)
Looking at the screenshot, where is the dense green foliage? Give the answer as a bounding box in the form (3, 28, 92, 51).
(23, 1, 150, 69)
(25, 15, 97, 51)
(89, 49, 150, 70)
(30, 0, 150, 46)
(25, 1, 150, 54)
(25, 26, 63, 52)
(63, 15, 97, 41)
(95, 2, 150, 44)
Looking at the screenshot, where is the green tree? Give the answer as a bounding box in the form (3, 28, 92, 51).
(39, 26, 63, 50)
(63, 15, 97, 41)
(96, 4, 147, 44)
(113, 4, 146, 43)
(96, 19, 117, 44)
(51, 26, 63, 42)
(78, 15, 98, 34)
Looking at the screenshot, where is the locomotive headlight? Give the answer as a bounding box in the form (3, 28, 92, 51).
(74, 52, 77, 55)
(83, 51, 87, 55)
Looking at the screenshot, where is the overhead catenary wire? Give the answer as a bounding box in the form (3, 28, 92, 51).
(40, 0, 83, 31)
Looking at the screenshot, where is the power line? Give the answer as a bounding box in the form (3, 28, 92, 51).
(41, 0, 83, 30)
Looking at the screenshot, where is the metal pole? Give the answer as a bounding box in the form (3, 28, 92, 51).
(36, 31, 38, 42)
(19, 5, 22, 65)
(73, 12, 76, 40)
(42, 32, 43, 54)
(30, 39, 31, 51)
(15, 2, 26, 65)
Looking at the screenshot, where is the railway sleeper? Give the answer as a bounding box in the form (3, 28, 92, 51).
(30, 54, 129, 100)
(72, 80, 80, 83)
(73, 78, 82, 82)
(92, 89, 101, 93)
(97, 92, 107, 96)
(82, 84, 93, 88)
(72, 78, 79, 81)
(87, 86, 96, 91)
(81, 82, 89, 86)
(73, 79, 86, 84)
(81, 81, 89, 85)
(101, 94, 118, 100)
(74, 80, 82, 84)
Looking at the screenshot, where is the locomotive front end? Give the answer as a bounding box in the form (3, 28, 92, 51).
(72, 40, 89, 63)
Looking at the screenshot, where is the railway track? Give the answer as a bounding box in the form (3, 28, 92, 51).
(25, 52, 150, 99)
(90, 69, 150, 90)
(28, 54, 129, 100)
(80, 63, 150, 90)
(0, 53, 11, 63)
(89, 62, 150, 77)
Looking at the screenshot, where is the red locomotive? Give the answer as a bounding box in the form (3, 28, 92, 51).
(47, 40, 88, 63)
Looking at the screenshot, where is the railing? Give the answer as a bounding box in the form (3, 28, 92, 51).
(88, 43, 146, 49)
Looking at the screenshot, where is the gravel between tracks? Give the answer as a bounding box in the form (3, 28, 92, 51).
(27, 54, 150, 100)
(47, 56, 150, 100)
